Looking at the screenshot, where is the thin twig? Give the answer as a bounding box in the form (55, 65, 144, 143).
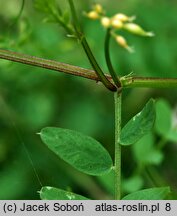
(1, 49, 177, 89)
(0, 49, 101, 80)
(67, 0, 117, 91)
(105, 28, 121, 88)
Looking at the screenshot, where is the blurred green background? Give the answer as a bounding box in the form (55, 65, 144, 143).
(0, 0, 177, 199)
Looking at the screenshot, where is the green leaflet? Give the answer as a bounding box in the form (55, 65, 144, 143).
(40, 186, 89, 200)
(120, 99, 156, 146)
(122, 187, 171, 200)
(40, 127, 113, 176)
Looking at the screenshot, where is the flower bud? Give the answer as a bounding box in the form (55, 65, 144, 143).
(123, 23, 154, 37)
(87, 11, 100, 20)
(114, 13, 129, 22)
(115, 35, 134, 53)
(101, 17, 111, 28)
(114, 13, 136, 22)
(111, 18, 123, 29)
(93, 4, 103, 14)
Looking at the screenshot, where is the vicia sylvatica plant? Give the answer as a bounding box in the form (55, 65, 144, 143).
(1, 0, 177, 200)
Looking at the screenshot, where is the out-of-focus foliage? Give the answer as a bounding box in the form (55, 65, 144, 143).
(122, 187, 171, 200)
(0, 0, 177, 199)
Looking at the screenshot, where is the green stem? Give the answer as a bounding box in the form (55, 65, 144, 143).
(67, 0, 117, 92)
(114, 91, 122, 200)
(67, 0, 81, 33)
(105, 28, 121, 89)
(120, 76, 177, 88)
(81, 37, 117, 91)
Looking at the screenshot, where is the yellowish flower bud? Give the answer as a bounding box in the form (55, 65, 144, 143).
(101, 17, 111, 28)
(123, 23, 154, 37)
(115, 35, 127, 47)
(87, 11, 100, 20)
(114, 13, 129, 22)
(93, 4, 103, 14)
(111, 18, 123, 29)
(115, 35, 134, 53)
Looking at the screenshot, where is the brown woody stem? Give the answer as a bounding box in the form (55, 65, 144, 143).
(1, 49, 177, 89)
